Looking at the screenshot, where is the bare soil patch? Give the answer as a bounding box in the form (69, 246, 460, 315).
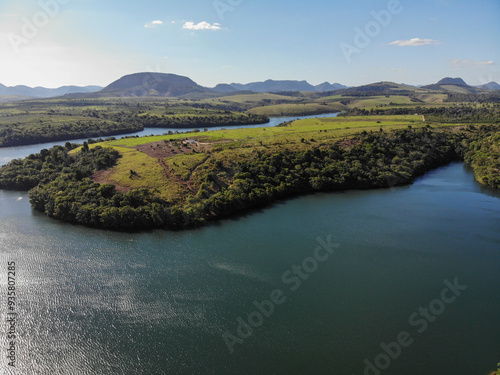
(135, 138, 219, 159)
(92, 170, 130, 193)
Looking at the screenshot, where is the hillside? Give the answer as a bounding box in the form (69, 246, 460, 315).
(315, 82, 347, 92)
(211, 84, 239, 94)
(325, 81, 424, 97)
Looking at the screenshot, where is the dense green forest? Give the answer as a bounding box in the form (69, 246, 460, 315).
(463, 126, 500, 189)
(135, 113, 268, 128)
(0, 142, 120, 190)
(0, 119, 142, 147)
(1, 125, 497, 231)
(445, 91, 500, 103)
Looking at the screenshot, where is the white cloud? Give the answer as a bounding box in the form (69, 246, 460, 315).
(451, 59, 495, 67)
(145, 20, 163, 28)
(182, 21, 222, 31)
(389, 38, 441, 47)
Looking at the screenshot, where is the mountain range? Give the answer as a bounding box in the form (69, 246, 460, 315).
(223, 80, 347, 93)
(1, 73, 498, 102)
(94, 73, 348, 97)
(0, 84, 102, 102)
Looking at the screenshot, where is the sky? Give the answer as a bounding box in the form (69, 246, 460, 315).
(0, 0, 498, 88)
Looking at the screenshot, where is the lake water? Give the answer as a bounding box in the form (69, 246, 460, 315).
(0, 161, 499, 375)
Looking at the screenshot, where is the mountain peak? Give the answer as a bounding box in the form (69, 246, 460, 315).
(478, 81, 500, 90)
(436, 77, 468, 86)
(100, 72, 206, 97)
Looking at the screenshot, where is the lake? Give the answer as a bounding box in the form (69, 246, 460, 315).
(0, 161, 499, 375)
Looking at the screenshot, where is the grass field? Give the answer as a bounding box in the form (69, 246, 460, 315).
(346, 95, 413, 108)
(415, 93, 448, 103)
(94, 146, 187, 200)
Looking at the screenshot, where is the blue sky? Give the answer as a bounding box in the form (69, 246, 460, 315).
(0, 0, 498, 88)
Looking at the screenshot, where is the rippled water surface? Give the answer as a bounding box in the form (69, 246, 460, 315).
(0, 162, 499, 374)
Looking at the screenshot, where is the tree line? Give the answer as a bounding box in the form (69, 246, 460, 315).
(463, 125, 500, 189)
(135, 113, 269, 128)
(0, 120, 142, 147)
(339, 105, 500, 123)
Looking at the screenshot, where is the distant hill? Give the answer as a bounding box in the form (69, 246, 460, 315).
(0, 84, 102, 101)
(211, 83, 238, 94)
(477, 81, 500, 90)
(422, 77, 489, 94)
(314, 82, 347, 92)
(331, 81, 423, 96)
(228, 80, 347, 93)
(99, 72, 210, 97)
(230, 80, 315, 92)
(437, 77, 468, 86)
